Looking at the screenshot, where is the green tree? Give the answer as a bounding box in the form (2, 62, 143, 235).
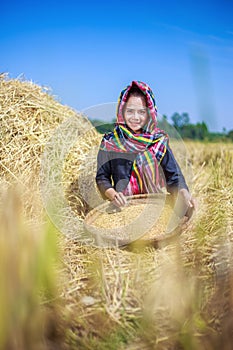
(227, 130, 233, 141)
(171, 112, 190, 129)
(196, 122, 208, 140)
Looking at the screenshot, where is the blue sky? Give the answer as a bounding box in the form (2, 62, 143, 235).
(1, 0, 233, 132)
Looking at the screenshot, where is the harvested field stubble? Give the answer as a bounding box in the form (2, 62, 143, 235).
(1, 75, 233, 349)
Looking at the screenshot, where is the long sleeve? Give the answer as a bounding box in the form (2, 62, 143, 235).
(96, 145, 189, 198)
(96, 149, 136, 197)
(95, 150, 113, 196)
(160, 145, 189, 194)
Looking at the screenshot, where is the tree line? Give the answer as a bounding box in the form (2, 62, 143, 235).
(90, 112, 233, 141)
(159, 113, 233, 141)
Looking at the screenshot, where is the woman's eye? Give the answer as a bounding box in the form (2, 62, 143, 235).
(139, 110, 146, 115)
(126, 108, 147, 116)
(126, 109, 134, 115)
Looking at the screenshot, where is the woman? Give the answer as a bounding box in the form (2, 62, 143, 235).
(95, 80, 195, 217)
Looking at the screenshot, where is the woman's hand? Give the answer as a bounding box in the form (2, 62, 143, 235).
(175, 188, 196, 219)
(113, 192, 127, 207)
(104, 188, 127, 207)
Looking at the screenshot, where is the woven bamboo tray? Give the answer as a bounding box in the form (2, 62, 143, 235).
(84, 194, 183, 247)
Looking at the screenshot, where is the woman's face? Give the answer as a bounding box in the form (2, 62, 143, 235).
(124, 95, 149, 133)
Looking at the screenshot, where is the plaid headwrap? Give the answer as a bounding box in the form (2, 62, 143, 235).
(117, 80, 157, 133)
(100, 81, 168, 195)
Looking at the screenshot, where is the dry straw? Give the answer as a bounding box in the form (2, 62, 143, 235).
(1, 74, 233, 349)
(0, 73, 100, 223)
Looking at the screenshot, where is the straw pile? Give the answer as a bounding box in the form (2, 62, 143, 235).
(1, 74, 233, 349)
(0, 73, 101, 223)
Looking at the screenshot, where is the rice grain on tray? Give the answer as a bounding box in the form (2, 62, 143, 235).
(90, 203, 175, 241)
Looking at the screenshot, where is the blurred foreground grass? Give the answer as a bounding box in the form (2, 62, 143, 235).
(0, 186, 65, 350)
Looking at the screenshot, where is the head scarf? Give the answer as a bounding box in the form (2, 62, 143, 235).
(117, 80, 157, 133)
(100, 80, 169, 195)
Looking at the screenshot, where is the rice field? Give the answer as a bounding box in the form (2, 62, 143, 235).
(0, 74, 233, 349)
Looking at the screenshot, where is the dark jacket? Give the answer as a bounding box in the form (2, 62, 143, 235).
(96, 145, 188, 198)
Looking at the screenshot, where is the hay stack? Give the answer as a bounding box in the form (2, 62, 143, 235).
(0, 73, 101, 223)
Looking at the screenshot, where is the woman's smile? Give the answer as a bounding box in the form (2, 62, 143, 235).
(124, 95, 149, 133)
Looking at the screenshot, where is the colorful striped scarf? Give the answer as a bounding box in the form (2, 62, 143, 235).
(100, 125, 168, 195)
(100, 81, 169, 195)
